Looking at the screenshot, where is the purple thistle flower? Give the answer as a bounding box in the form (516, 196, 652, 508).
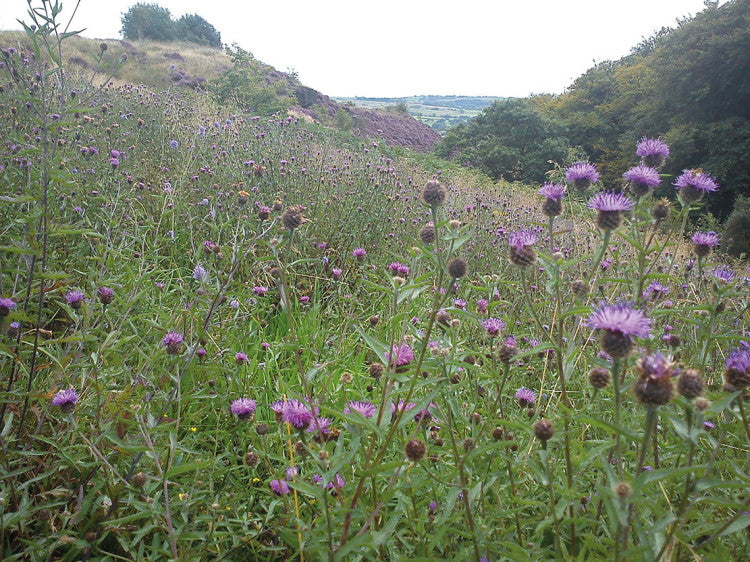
(345, 400, 376, 418)
(235, 352, 248, 365)
(169, 139, 179, 149)
(703, 421, 715, 430)
(476, 298, 489, 314)
(623, 165, 661, 196)
(565, 162, 599, 190)
(386, 343, 415, 367)
(538, 182, 566, 200)
(482, 317, 505, 336)
(515, 387, 536, 406)
(161, 331, 184, 355)
(307, 417, 331, 437)
(588, 301, 651, 338)
(352, 247, 367, 261)
(97, 286, 115, 305)
(253, 286, 268, 296)
(587, 301, 651, 358)
(65, 291, 85, 309)
(0, 297, 17, 317)
(725, 347, 750, 374)
(636, 137, 670, 159)
(391, 400, 417, 417)
(674, 169, 719, 202)
(286, 466, 299, 479)
(712, 267, 735, 284)
(282, 399, 313, 429)
(193, 265, 207, 282)
(691, 230, 720, 258)
(588, 191, 633, 212)
(52, 388, 79, 413)
(508, 230, 537, 251)
(230, 398, 257, 419)
(269, 479, 290, 495)
(637, 352, 675, 380)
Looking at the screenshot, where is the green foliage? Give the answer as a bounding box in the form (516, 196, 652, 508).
(121, 3, 222, 48)
(176, 14, 222, 48)
(207, 45, 293, 115)
(120, 3, 176, 42)
(723, 195, 750, 257)
(435, 98, 569, 183)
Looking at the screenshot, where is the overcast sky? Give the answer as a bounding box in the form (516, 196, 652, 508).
(0, 0, 718, 97)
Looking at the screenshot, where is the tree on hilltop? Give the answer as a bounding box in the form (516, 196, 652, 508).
(121, 3, 176, 42)
(176, 14, 222, 48)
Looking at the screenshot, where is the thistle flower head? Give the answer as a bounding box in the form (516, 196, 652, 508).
(623, 165, 661, 196)
(538, 182, 566, 200)
(515, 387, 536, 406)
(588, 191, 633, 212)
(386, 343, 414, 367)
(269, 479, 290, 495)
(508, 230, 538, 251)
(52, 388, 79, 413)
(230, 398, 257, 419)
(565, 162, 599, 189)
(282, 399, 313, 429)
(0, 297, 17, 317)
(161, 331, 184, 354)
(482, 317, 505, 336)
(633, 352, 677, 405)
(724, 347, 750, 389)
(636, 137, 670, 159)
(674, 169, 719, 202)
(344, 400, 376, 418)
(588, 301, 651, 338)
(691, 231, 720, 248)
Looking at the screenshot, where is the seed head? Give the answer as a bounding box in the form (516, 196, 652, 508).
(447, 257, 467, 279)
(405, 439, 426, 462)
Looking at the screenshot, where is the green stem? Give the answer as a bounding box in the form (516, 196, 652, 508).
(542, 443, 564, 559)
(612, 359, 624, 479)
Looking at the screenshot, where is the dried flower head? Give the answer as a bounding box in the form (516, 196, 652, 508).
(422, 180, 446, 207)
(419, 222, 435, 244)
(281, 205, 306, 231)
(447, 257, 468, 279)
(588, 367, 611, 389)
(633, 352, 677, 406)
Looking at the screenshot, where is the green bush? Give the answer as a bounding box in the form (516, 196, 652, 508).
(723, 195, 750, 257)
(120, 3, 176, 42)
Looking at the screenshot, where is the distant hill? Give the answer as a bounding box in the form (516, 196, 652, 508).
(0, 31, 441, 152)
(334, 96, 504, 132)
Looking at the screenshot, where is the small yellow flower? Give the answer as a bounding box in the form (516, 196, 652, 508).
(190, 427, 197, 432)
(252, 477, 260, 483)
(178, 493, 187, 501)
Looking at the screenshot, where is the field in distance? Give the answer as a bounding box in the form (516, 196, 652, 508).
(333, 95, 504, 132)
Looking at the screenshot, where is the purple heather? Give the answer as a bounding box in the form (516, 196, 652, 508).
(538, 182, 566, 200)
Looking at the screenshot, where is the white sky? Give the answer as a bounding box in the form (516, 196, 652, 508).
(0, 0, 717, 97)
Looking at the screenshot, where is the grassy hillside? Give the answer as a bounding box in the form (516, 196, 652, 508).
(1, 10, 748, 561)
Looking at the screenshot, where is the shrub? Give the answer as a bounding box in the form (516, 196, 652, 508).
(723, 194, 750, 257)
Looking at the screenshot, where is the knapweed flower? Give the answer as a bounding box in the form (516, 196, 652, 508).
(724, 347, 750, 389)
(193, 265, 207, 282)
(282, 399, 314, 429)
(0, 297, 17, 317)
(482, 317, 505, 337)
(52, 388, 79, 413)
(565, 162, 599, 191)
(636, 137, 670, 168)
(498, 335, 518, 364)
(235, 352, 248, 365)
(65, 290, 85, 310)
(508, 230, 538, 267)
(352, 247, 367, 261)
(422, 179, 446, 207)
(161, 331, 184, 355)
(674, 169, 719, 203)
(344, 400, 376, 418)
(386, 343, 414, 367)
(476, 298, 489, 314)
(587, 301, 651, 358)
(633, 352, 677, 406)
(269, 479, 290, 495)
(97, 286, 115, 305)
(623, 165, 661, 197)
(538, 182, 566, 217)
(691, 231, 720, 257)
(515, 387, 536, 407)
(169, 139, 179, 149)
(230, 398, 257, 420)
(388, 262, 410, 277)
(588, 191, 633, 231)
(712, 267, 735, 284)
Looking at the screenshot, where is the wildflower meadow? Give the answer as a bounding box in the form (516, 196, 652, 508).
(0, 2, 748, 560)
